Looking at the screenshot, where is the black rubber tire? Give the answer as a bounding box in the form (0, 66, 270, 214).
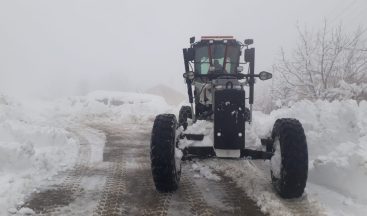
(270, 118, 308, 199)
(178, 106, 192, 130)
(150, 114, 181, 192)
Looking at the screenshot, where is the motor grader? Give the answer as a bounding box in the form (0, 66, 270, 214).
(150, 36, 308, 199)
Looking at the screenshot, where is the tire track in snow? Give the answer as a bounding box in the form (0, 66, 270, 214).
(204, 159, 326, 216)
(134, 163, 172, 216)
(122, 141, 172, 216)
(219, 174, 265, 216)
(94, 125, 173, 216)
(22, 134, 91, 215)
(249, 160, 326, 216)
(21, 121, 320, 216)
(182, 161, 264, 216)
(92, 131, 128, 216)
(93, 162, 127, 216)
(180, 170, 215, 216)
(99, 124, 263, 216)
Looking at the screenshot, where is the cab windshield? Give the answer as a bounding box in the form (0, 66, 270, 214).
(194, 43, 240, 75)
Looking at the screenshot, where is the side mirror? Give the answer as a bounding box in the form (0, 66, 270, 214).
(244, 48, 254, 63)
(183, 71, 195, 80)
(258, 71, 272, 80)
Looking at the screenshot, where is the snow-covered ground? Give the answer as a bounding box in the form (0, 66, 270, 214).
(0, 94, 78, 215)
(253, 100, 367, 216)
(0, 91, 171, 215)
(1, 91, 367, 215)
(180, 99, 367, 215)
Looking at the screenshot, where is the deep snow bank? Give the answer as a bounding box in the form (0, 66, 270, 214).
(252, 100, 367, 214)
(0, 91, 171, 214)
(50, 90, 172, 124)
(183, 99, 367, 215)
(0, 94, 79, 214)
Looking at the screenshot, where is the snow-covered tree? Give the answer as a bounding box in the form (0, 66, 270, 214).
(274, 22, 367, 104)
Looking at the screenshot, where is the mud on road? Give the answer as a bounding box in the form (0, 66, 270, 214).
(22, 123, 265, 216)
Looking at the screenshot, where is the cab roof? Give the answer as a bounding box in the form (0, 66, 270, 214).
(200, 36, 235, 41)
(194, 36, 241, 47)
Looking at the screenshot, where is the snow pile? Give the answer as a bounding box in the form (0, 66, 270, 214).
(183, 99, 367, 215)
(251, 99, 367, 215)
(0, 94, 79, 215)
(50, 90, 172, 124)
(0, 91, 168, 214)
(178, 120, 214, 149)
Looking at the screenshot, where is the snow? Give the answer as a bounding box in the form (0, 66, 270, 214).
(0, 94, 79, 215)
(307, 183, 367, 216)
(48, 90, 172, 125)
(1, 90, 367, 215)
(181, 99, 367, 215)
(16, 207, 35, 215)
(191, 162, 221, 181)
(0, 91, 171, 215)
(204, 159, 321, 216)
(324, 81, 367, 102)
(254, 100, 367, 210)
(270, 138, 281, 179)
(223, 99, 367, 216)
(178, 120, 214, 148)
(175, 147, 183, 160)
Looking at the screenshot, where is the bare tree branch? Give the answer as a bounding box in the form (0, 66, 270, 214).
(273, 21, 367, 103)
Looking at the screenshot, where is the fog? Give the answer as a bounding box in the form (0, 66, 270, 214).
(0, 0, 366, 99)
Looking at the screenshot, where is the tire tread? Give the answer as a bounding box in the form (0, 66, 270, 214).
(151, 114, 180, 192)
(271, 118, 308, 198)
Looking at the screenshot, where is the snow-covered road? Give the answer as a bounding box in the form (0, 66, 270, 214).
(20, 122, 266, 216)
(2, 92, 367, 216)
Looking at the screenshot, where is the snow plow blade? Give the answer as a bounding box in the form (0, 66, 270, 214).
(181, 133, 204, 141)
(241, 149, 273, 160)
(182, 146, 273, 160)
(182, 147, 215, 159)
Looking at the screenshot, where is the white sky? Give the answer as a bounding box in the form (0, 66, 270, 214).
(0, 0, 366, 99)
